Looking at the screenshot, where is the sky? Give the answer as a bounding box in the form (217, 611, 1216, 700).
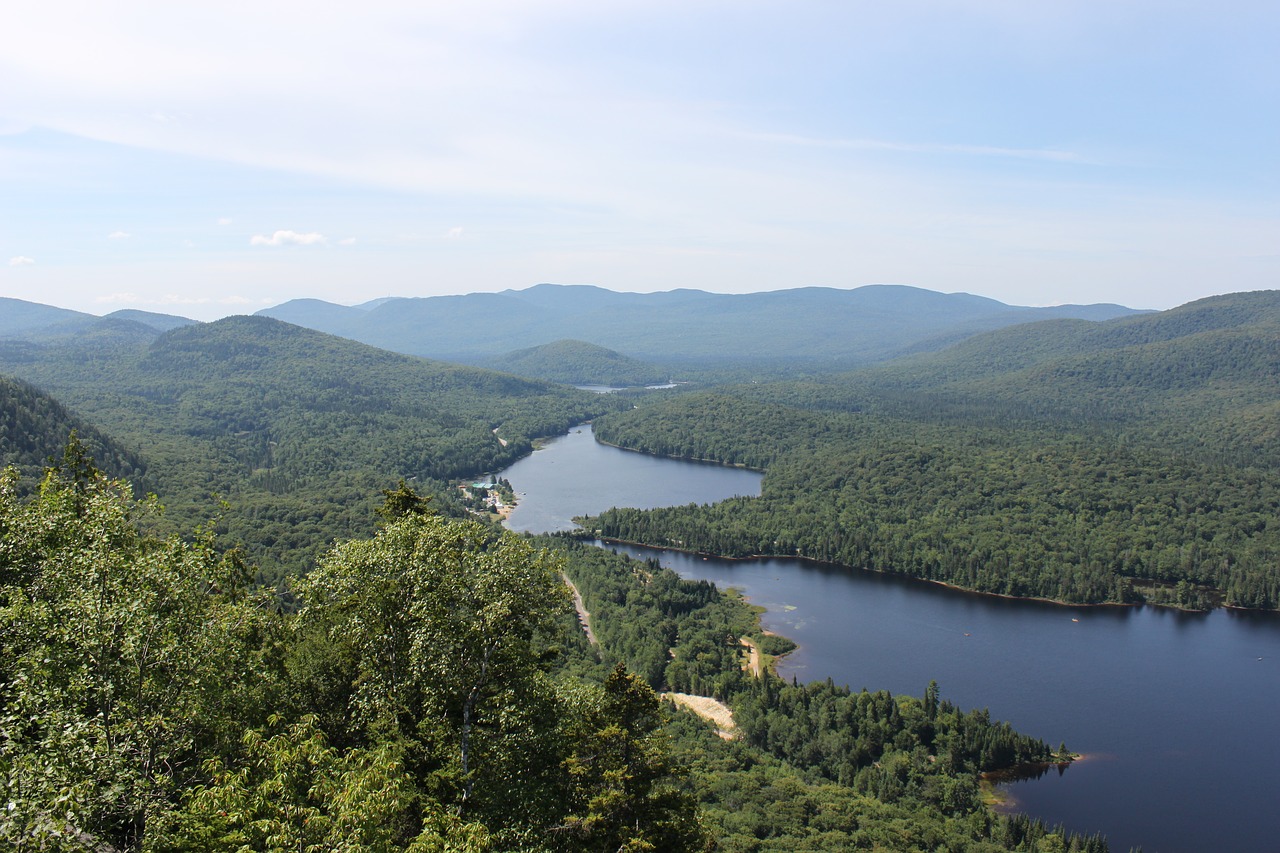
(1, 1, 1277, 321)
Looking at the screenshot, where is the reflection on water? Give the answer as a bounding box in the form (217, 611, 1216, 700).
(984, 761, 1071, 786)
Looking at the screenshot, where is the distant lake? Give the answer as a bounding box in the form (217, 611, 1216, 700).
(574, 383, 680, 393)
(501, 425, 762, 534)
(500, 425, 1280, 853)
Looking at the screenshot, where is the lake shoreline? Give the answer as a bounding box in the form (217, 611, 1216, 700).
(582, 434, 1262, 615)
(591, 434, 766, 473)
(503, 425, 1280, 853)
(582, 533, 1249, 614)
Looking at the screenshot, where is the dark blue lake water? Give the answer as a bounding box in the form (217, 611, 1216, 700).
(501, 425, 1280, 853)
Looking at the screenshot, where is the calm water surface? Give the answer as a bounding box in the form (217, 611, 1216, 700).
(500, 426, 1280, 853)
(502, 426, 763, 534)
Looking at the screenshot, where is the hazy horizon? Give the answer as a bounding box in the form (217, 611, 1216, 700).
(4, 2, 1276, 321)
(6, 280, 1177, 325)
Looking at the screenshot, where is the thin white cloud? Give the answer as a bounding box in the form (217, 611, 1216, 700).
(217, 217, 233, 226)
(250, 230, 326, 247)
(8, 256, 35, 266)
(338, 237, 357, 245)
(152, 293, 255, 308)
(95, 291, 255, 308)
(95, 292, 141, 304)
(446, 227, 464, 240)
(108, 230, 130, 239)
(747, 132, 1088, 164)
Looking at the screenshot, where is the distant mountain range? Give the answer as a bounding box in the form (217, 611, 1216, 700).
(718, 289, 1280, 465)
(0, 297, 197, 342)
(3, 285, 1147, 380)
(254, 284, 1147, 366)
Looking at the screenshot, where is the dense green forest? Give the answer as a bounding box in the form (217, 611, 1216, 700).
(0, 316, 625, 581)
(586, 292, 1280, 610)
(14, 289, 1263, 849)
(0, 375, 146, 486)
(548, 539, 1106, 852)
(1, 453, 1106, 851)
(0, 456, 705, 852)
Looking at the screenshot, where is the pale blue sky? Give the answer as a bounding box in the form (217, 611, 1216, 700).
(2, 1, 1276, 320)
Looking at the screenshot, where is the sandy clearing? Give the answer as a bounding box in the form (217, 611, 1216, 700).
(663, 692, 736, 740)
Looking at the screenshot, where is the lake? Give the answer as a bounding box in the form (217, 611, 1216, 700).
(501, 425, 764, 533)
(501, 425, 1280, 853)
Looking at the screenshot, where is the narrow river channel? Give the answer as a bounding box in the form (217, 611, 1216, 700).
(500, 425, 1280, 853)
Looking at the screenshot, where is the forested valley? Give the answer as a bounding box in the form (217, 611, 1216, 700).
(0, 315, 625, 583)
(0, 452, 1104, 851)
(586, 291, 1280, 610)
(0, 306, 1120, 850)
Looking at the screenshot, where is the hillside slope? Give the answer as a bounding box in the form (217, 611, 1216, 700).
(0, 315, 622, 577)
(0, 375, 145, 485)
(483, 339, 669, 386)
(585, 291, 1280, 609)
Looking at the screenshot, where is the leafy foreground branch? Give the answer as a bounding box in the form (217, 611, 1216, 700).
(1, 461, 701, 852)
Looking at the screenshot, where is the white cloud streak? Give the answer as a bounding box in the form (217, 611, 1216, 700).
(8, 256, 35, 266)
(95, 291, 258, 308)
(250, 230, 326, 247)
(746, 132, 1091, 165)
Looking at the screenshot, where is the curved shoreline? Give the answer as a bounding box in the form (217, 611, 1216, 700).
(581, 533, 1253, 614)
(590, 434, 766, 473)
(981, 754, 1088, 813)
(578, 432, 1259, 614)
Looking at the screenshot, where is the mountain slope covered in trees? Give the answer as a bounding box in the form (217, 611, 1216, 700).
(482, 339, 670, 386)
(0, 455, 1104, 852)
(585, 291, 1280, 609)
(0, 375, 146, 485)
(0, 316, 624, 579)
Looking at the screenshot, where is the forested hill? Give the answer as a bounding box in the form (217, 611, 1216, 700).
(0, 315, 624, 579)
(482, 339, 670, 386)
(718, 290, 1280, 461)
(842, 288, 1280, 399)
(586, 290, 1280, 610)
(257, 283, 1144, 365)
(0, 374, 145, 485)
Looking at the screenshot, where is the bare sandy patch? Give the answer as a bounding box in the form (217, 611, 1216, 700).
(663, 692, 736, 740)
